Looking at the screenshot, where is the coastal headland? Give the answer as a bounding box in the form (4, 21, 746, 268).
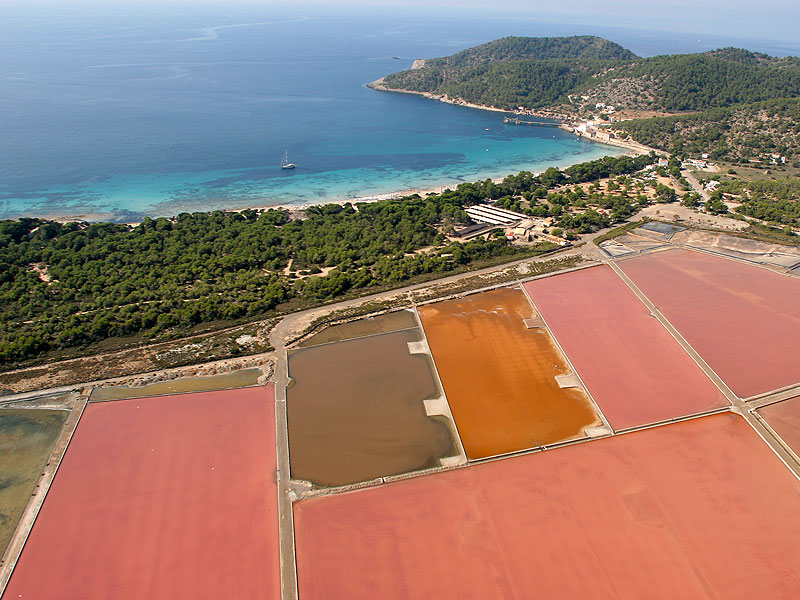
(367, 76, 655, 158)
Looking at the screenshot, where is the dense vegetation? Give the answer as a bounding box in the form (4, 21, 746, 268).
(0, 153, 656, 367)
(382, 36, 635, 109)
(422, 36, 637, 68)
(594, 50, 800, 112)
(718, 178, 800, 226)
(618, 98, 800, 161)
(0, 202, 492, 365)
(382, 37, 800, 114)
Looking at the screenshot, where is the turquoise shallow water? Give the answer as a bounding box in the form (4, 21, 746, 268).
(22, 118, 619, 218)
(0, 8, 626, 220)
(3, 6, 794, 221)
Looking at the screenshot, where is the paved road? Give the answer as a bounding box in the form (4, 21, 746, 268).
(268, 325, 299, 600)
(682, 169, 711, 202)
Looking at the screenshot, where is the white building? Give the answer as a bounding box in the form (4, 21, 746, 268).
(683, 158, 709, 169)
(465, 204, 526, 226)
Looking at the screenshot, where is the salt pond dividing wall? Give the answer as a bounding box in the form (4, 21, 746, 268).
(525, 265, 727, 429)
(294, 413, 800, 599)
(758, 395, 800, 456)
(418, 287, 599, 459)
(3, 386, 280, 600)
(620, 249, 800, 398)
(288, 329, 457, 487)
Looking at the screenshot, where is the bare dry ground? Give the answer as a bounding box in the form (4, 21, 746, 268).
(0, 323, 273, 395)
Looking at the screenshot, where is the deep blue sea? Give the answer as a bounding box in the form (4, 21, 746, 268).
(2, 5, 799, 221)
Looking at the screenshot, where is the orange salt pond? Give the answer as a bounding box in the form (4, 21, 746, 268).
(418, 287, 599, 459)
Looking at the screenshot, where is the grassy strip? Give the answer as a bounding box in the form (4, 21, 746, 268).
(592, 219, 649, 246)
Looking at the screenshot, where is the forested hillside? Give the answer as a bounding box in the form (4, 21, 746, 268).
(380, 37, 800, 113)
(0, 154, 654, 366)
(719, 178, 800, 226)
(423, 36, 637, 67)
(589, 50, 800, 111)
(617, 98, 800, 161)
(380, 36, 635, 109)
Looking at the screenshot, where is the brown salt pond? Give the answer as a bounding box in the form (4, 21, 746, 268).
(288, 328, 457, 487)
(298, 309, 417, 347)
(418, 287, 600, 459)
(0, 409, 67, 554)
(90, 368, 263, 401)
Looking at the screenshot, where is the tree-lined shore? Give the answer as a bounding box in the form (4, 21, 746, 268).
(0, 154, 656, 368)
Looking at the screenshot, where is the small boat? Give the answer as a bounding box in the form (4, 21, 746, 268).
(281, 150, 296, 170)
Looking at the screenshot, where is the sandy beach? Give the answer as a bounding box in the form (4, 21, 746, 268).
(37, 140, 647, 226)
(29, 85, 655, 226)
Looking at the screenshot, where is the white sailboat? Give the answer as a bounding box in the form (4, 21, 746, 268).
(281, 150, 296, 170)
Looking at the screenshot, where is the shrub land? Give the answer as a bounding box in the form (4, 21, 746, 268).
(0, 154, 656, 368)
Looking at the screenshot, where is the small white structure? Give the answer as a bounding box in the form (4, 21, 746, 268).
(683, 158, 709, 169)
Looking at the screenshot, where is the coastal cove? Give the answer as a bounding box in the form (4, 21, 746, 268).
(10, 7, 793, 222)
(0, 10, 630, 223)
(3, 7, 797, 222)
(6, 104, 623, 223)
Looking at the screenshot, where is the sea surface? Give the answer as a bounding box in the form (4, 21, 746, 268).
(2, 5, 799, 221)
